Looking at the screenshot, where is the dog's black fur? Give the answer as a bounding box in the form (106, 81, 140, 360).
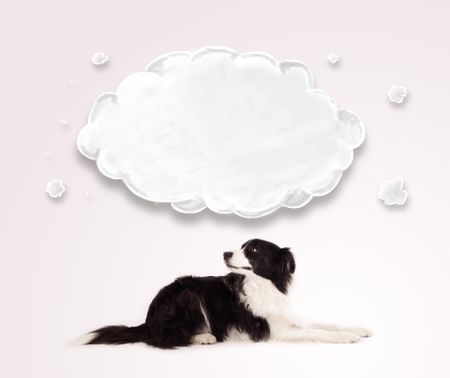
(87, 239, 294, 349)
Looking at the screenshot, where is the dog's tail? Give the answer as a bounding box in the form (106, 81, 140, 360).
(86, 324, 150, 345)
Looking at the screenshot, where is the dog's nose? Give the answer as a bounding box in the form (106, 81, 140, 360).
(223, 252, 233, 260)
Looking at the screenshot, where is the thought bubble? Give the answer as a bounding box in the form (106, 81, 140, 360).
(77, 47, 365, 218)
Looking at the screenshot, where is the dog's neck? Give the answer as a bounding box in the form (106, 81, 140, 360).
(240, 272, 291, 318)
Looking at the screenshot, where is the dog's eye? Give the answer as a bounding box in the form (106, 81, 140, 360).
(251, 247, 257, 253)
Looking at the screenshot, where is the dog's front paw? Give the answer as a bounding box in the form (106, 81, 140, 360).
(346, 327, 373, 338)
(333, 331, 361, 343)
(191, 333, 217, 345)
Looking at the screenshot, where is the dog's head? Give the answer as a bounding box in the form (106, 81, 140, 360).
(223, 239, 295, 293)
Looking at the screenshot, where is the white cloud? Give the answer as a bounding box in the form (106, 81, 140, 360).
(91, 52, 109, 66)
(387, 85, 408, 104)
(46, 179, 65, 198)
(77, 47, 365, 218)
(378, 177, 408, 206)
(327, 52, 340, 65)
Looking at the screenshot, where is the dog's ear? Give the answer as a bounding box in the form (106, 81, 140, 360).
(280, 247, 296, 274)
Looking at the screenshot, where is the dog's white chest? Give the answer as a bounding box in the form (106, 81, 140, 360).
(240, 275, 289, 317)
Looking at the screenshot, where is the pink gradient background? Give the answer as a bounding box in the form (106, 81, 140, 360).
(1, 0, 450, 377)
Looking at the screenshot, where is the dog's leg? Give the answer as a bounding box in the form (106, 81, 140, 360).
(191, 333, 217, 345)
(282, 315, 372, 338)
(271, 327, 361, 343)
(269, 318, 361, 343)
(305, 323, 372, 338)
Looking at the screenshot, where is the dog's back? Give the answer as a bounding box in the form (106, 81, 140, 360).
(87, 273, 265, 348)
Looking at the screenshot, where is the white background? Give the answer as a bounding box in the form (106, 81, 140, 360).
(1, 0, 450, 377)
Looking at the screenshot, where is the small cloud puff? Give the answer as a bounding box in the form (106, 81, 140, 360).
(378, 177, 408, 206)
(327, 52, 340, 65)
(78, 47, 365, 218)
(387, 85, 408, 104)
(46, 179, 66, 198)
(91, 52, 109, 66)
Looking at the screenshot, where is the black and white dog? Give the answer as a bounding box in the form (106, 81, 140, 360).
(87, 239, 371, 348)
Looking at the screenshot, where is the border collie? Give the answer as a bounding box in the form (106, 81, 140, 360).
(86, 239, 371, 348)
